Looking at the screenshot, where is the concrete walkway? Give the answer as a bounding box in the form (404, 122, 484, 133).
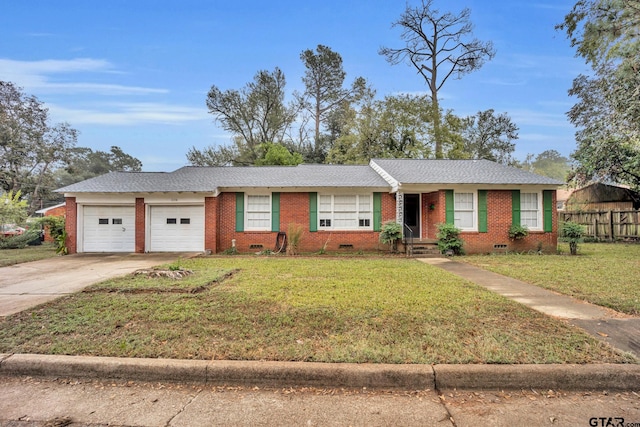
(419, 258, 640, 358)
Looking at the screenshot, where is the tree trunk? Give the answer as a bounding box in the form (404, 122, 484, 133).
(432, 96, 443, 159)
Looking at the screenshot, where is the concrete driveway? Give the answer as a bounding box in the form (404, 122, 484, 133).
(0, 253, 192, 317)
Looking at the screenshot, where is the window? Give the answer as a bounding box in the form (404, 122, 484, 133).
(318, 194, 372, 230)
(180, 218, 190, 224)
(98, 218, 109, 225)
(166, 218, 177, 224)
(246, 195, 271, 230)
(454, 192, 475, 229)
(112, 218, 122, 225)
(521, 192, 540, 229)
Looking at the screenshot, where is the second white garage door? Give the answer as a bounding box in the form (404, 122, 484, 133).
(149, 205, 205, 252)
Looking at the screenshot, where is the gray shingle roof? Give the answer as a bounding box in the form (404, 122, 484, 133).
(371, 159, 563, 185)
(57, 160, 563, 194)
(56, 164, 389, 193)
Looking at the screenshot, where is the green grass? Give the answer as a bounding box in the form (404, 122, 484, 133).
(461, 243, 640, 316)
(0, 243, 57, 267)
(0, 257, 633, 364)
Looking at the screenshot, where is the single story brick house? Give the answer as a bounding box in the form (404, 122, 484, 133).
(56, 159, 562, 254)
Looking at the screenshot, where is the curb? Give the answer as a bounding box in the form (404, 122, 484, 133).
(1, 354, 639, 391)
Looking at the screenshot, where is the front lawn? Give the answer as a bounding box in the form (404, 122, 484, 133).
(0, 257, 631, 364)
(0, 243, 57, 267)
(461, 243, 640, 316)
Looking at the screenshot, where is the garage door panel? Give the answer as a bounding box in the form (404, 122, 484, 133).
(83, 206, 135, 252)
(149, 205, 204, 252)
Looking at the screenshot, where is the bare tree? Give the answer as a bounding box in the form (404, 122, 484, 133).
(379, 0, 495, 158)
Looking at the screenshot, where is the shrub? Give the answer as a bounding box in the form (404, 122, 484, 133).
(508, 224, 529, 240)
(436, 223, 464, 255)
(379, 221, 402, 252)
(286, 223, 305, 255)
(38, 216, 67, 255)
(560, 221, 586, 255)
(0, 229, 41, 250)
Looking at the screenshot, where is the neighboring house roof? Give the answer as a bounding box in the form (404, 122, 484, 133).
(57, 160, 562, 195)
(370, 159, 563, 186)
(35, 202, 66, 214)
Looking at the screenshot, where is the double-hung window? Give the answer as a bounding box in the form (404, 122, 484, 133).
(454, 192, 475, 230)
(521, 192, 541, 229)
(245, 194, 271, 230)
(318, 194, 372, 230)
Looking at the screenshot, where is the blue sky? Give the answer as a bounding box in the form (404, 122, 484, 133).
(1, 0, 588, 171)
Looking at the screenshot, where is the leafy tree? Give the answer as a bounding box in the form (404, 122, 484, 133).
(299, 45, 367, 162)
(327, 93, 433, 163)
(195, 68, 298, 166)
(380, 0, 495, 159)
(519, 150, 570, 181)
(558, 0, 640, 189)
(461, 109, 518, 164)
(54, 146, 143, 190)
(0, 81, 78, 212)
(255, 142, 303, 166)
(0, 190, 28, 227)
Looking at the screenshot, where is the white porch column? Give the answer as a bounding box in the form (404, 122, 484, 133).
(396, 192, 404, 225)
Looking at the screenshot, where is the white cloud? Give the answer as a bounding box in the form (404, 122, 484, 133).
(0, 58, 166, 95)
(509, 108, 573, 128)
(48, 102, 208, 125)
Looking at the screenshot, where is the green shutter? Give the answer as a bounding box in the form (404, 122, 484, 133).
(309, 192, 318, 232)
(373, 192, 382, 231)
(511, 190, 521, 226)
(235, 192, 244, 232)
(445, 190, 455, 225)
(543, 190, 553, 232)
(478, 190, 488, 233)
(271, 192, 280, 232)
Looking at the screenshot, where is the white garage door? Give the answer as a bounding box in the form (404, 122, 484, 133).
(149, 205, 204, 252)
(83, 206, 135, 252)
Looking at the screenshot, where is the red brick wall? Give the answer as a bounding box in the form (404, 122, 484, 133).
(64, 197, 77, 254)
(433, 190, 558, 254)
(215, 192, 396, 253)
(135, 198, 145, 253)
(422, 192, 443, 239)
(204, 196, 218, 253)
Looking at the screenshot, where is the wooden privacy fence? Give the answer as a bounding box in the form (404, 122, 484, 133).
(560, 210, 640, 240)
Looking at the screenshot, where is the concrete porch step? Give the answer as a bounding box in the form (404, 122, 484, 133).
(403, 240, 443, 257)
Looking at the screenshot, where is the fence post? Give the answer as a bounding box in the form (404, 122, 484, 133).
(609, 211, 614, 240)
(593, 217, 598, 239)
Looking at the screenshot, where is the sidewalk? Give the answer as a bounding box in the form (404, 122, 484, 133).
(1, 375, 639, 427)
(419, 258, 640, 358)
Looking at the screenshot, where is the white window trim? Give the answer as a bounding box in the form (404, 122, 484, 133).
(244, 193, 272, 231)
(454, 190, 478, 232)
(520, 191, 543, 231)
(318, 193, 373, 231)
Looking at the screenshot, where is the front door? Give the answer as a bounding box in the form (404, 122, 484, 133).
(403, 194, 420, 239)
